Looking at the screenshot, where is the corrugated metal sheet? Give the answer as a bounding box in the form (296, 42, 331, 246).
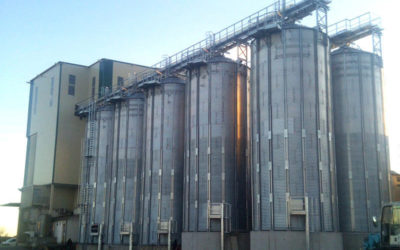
(250, 27, 336, 232)
(332, 46, 390, 233)
(140, 78, 185, 245)
(183, 57, 248, 233)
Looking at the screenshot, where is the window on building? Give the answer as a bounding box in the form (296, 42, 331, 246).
(117, 76, 124, 87)
(68, 74, 76, 96)
(33, 86, 38, 115)
(397, 176, 400, 182)
(49, 77, 54, 107)
(92, 77, 96, 97)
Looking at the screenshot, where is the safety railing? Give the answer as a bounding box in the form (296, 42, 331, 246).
(76, 0, 328, 113)
(141, 0, 281, 76)
(75, 1, 282, 112)
(328, 12, 381, 37)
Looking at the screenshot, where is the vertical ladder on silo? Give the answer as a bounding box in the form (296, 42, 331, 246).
(80, 98, 97, 242)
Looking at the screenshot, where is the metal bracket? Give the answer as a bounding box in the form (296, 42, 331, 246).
(315, 2, 328, 34)
(237, 43, 248, 66)
(372, 31, 382, 58)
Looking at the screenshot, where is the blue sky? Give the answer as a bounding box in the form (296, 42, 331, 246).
(0, 0, 399, 236)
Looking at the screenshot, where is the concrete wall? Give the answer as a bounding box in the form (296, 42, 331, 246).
(52, 186, 78, 211)
(182, 232, 250, 250)
(250, 231, 343, 250)
(53, 215, 80, 244)
(77, 245, 168, 250)
(17, 206, 49, 242)
(341, 232, 369, 250)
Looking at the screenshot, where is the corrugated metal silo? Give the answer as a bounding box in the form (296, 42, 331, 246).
(183, 57, 248, 233)
(83, 105, 114, 243)
(250, 26, 338, 233)
(80, 118, 94, 244)
(139, 77, 185, 245)
(331, 46, 390, 233)
(106, 94, 145, 244)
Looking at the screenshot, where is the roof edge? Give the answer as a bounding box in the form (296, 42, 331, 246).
(30, 59, 152, 83)
(29, 61, 87, 83)
(88, 58, 152, 69)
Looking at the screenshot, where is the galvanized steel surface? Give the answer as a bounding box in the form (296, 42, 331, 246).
(250, 27, 337, 232)
(140, 78, 185, 245)
(183, 58, 248, 232)
(79, 95, 145, 244)
(332, 47, 390, 233)
(80, 105, 114, 243)
(107, 96, 144, 244)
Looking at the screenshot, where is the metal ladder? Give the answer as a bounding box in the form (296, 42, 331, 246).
(79, 98, 97, 242)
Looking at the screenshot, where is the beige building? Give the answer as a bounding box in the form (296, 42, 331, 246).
(391, 170, 400, 202)
(18, 59, 150, 244)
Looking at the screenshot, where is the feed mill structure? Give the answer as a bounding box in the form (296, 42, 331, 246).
(331, 47, 390, 241)
(182, 57, 249, 248)
(139, 77, 185, 246)
(249, 26, 341, 250)
(79, 94, 145, 246)
(72, 1, 392, 248)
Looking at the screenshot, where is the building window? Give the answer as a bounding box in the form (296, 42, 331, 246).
(117, 76, 124, 87)
(33, 86, 38, 115)
(68, 74, 76, 96)
(49, 77, 54, 107)
(92, 77, 96, 97)
(397, 176, 400, 182)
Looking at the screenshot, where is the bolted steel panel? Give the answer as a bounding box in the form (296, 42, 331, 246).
(332, 46, 390, 233)
(183, 57, 248, 233)
(140, 78, 185, 245)
(110, 96, 144, 244)
(250, 27, 336, 232)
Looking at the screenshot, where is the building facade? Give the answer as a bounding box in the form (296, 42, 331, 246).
(391, 171, 400, 202)
(18, 59, 150, 245)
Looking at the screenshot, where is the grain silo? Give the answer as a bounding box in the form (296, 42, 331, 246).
(182, 56, 248, 244)
(249, 26, 340, 249)
(139, 77, 185, 245)
(106, 94, 144, 245)
(79, 104, 114, 244)
(331, 47, 390, 234)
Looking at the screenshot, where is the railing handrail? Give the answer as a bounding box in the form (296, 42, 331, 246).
(328, 12, 381, 37)
(76, 0, 327, 112)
